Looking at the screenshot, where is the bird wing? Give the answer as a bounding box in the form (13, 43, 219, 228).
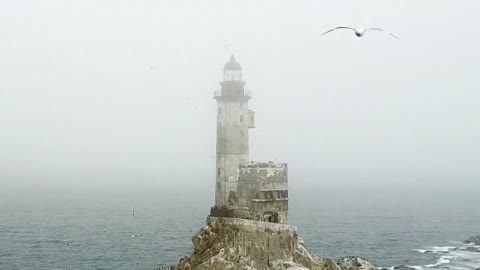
(366, 28, 384, 32)
(388, 32, 400, 40)
(366, 28, 400, 40)
(321, 26, 355, 36)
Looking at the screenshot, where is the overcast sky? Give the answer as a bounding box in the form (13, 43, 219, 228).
(1, 1, 479, 193)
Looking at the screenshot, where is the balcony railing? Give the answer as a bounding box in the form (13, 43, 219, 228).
(214, 90, 251, 98)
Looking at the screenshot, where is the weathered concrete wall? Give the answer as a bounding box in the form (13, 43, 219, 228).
(214, 80, 254, 206)
(236, 162, 289, 223)
(207, 217, 297, 267)
(207, 216, 296, 234)
(214, 57, 255, 207)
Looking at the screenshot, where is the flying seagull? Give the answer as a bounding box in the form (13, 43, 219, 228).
(321, 27, 400, 39)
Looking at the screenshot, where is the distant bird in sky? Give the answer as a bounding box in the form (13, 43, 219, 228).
(321, 27, 400, 40)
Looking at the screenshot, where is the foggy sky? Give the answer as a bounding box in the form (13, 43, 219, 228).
(1, 1, 479, 193)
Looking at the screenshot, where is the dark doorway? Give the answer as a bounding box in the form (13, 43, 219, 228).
(272, 212, 279, 223)
(263, 212, 280, 223)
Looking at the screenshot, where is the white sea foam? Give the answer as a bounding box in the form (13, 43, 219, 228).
(387, 266, 424, 270)
(424, 255, 456, 268)
(448, 240, 465, 245)
(431, 246, 456, 252)
(413, 243, 480, 270)
(414, 246, 457, 254)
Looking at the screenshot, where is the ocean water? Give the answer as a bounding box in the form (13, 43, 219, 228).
(0, 184, 479, 270)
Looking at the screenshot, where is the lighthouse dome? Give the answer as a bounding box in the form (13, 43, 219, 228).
(224, 55, 242, 71)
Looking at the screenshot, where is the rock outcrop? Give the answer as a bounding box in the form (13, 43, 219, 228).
(465, 246, 480, 253)
(336, 257, 376, 270)
(172, 217, 342, 270)
(465, 236, 480, 245)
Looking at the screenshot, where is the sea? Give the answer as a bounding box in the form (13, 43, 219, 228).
(1, 183, 479, 270)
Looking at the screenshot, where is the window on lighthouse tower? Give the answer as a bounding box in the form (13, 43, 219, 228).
(224, 70, 242, 81)
(223, 55, 242, 81)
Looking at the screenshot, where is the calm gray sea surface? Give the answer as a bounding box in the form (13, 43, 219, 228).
(0, 183, 478, 270)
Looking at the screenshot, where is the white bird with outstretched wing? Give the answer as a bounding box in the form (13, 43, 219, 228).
(321, 26, 400, 39)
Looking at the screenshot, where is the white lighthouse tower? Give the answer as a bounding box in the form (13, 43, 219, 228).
(214, 55, 255, 206)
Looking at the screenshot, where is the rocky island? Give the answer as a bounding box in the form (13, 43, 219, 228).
(465, 236, 480, 245)
(168, 56, 377, 270)
(168, 217, 376, 270)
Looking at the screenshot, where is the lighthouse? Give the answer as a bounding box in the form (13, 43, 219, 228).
(214, 55, 255, 207)
(212, 55, 288, 224)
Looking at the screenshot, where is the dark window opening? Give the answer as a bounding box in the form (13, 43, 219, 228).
(273, 212, 279, 223)
(240, 115, 244, 122)
(217, 168, 221, 176)
(279, 190, 288, 198)
(264, 212, 279, 223)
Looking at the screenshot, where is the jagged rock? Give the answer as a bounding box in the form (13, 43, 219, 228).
(465, 236, 480, 245)
(271, 258, 338, 270)
(466, 246, 480, 253)
(282, 262, 311, 270)
(336, 256, 376, 270)
(292, 236, 337, 270)
(153, 266, 174, 270)
(298, 237, 305, 246)
(294, 243, 319, 268)
(316, 258, 341, 270)
(172, 219, 342, 270)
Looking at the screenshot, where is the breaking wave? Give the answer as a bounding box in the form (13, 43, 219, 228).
(397, 243, 480, 270)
